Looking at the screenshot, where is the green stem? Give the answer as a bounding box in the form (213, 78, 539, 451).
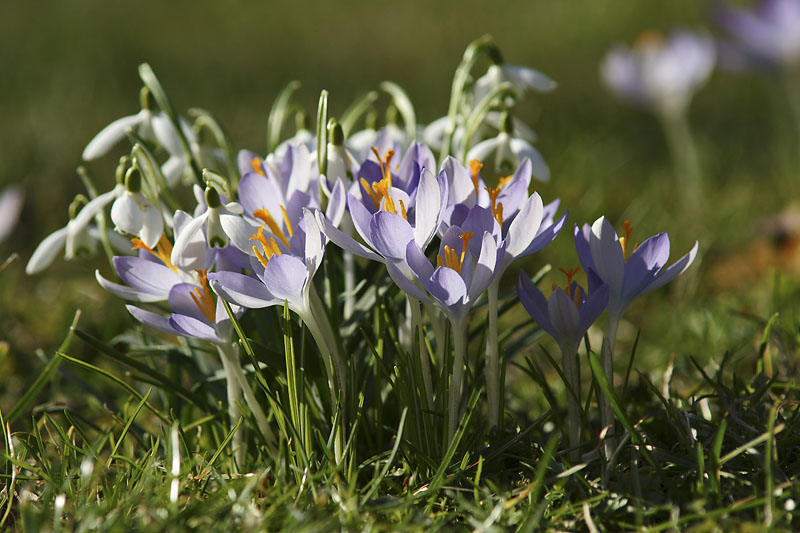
(218, 344, 278, 458)
(218, 348, 244, 470)
(448, 318, 468, 445)
(560, 343, 581, 462)
(485, 279, 501, 430)
(600, 317, 619, 462)
(659, 110, 703, 214)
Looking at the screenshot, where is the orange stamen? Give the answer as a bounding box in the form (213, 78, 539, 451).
(469, 159, 483, 197)
(360, 177, 382, 210)
(132, 235, 177, 272)
(249, 226, 282, 267)
(253, 207, 290, 248)
(189, 270, 216, 323)
(250, 157, 266, 177)
(371, 147, 395, 188)
(619, 220, 633, 258)
(485, 186, 504, 226)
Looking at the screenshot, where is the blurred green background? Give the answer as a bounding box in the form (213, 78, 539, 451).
(2, 0, 798, 410)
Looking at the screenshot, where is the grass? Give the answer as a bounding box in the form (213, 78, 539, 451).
(3, 1, 800, 530)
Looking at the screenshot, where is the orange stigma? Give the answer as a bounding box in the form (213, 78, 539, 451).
(250, 157, 266, 177)
(469, 159, 483, 197)
(132, 235, 177, 272)
(437, 231, 475, 274)
(371, 147, 395, 188)
(485, 186, 504, 226)
(619, 220, 633, 258)
(253, 207, 291, 248)
(189, 270, 216, 323)
(249, 226, 282, 267)
(554, 266, 582, 308)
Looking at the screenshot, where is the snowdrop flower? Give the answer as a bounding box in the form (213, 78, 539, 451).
(474, 46, 557, 104)
(716, 0, 800, 70)
(110, 166, 163, 248)
(601, 30, 716, 116)
(171, 184, 243, 271)
(466, 113, 550, 180)
(26, 185, 128, 274)
(82, 107, 155, 161)
(0, 186, 24, 245)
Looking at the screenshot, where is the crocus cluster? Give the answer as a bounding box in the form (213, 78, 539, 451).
(24, 38, 698, 467)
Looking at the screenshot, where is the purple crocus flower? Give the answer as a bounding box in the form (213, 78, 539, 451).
(601, 30, 716, 116)
(517, 269, 609, 355)
(716, 0, 800, 70)
(574, 216, 699, 329)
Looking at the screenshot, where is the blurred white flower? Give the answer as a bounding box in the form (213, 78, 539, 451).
(600, 30, 716, 116)
(0, 186, 24, 245)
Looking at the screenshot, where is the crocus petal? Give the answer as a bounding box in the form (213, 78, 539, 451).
(589, 217, 625, 294)
(220, 215, 259, 254)
(303, 209, 324, 277)
(209, 271, 279, 308)
(348, 193, 375, 248)
(26, 227, 68, 274)
(126, 305, 181, 337)
(548, 288, 580, 349)
(521, 211, 567, 257)
(645, 240, 699, 292)
(96, 270, 166, 302)
(370, 211, 415, 261)
(573, 223, 596, 272)
(261, 254, 308, 306)
(169, 314, 221, 344)
(169, 283, 211, 324)
(468, 231, 498, 301)
(429, 266, 467, 309)
(578, 284, 610, 335)
(505, 192, 544, 259)
(406, 240, 435, 283)
(621, 232, 671, 299)
(386, 261, 431, 303)
(412, 168, 441, 248)
(315, 211, 382, 262)
(114, 256, 182, 296)
(82, 111, 147, 160)
(325, 179, 347, 227)
(441, 156, 477, 207)
(517, 273, 556, 338)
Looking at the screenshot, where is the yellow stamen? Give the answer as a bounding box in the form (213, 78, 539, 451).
(360, 177, 382, 210)
(189, 270, 216, 323)
(398, 199, 407, 221)
(250, 157, 266, 177)
(469, 159, 483, 197)
(253, 207, 290, 248)
(619, 220, 633, 258)
(280, 205, 294, 237)
(371, 147, 395, 188)
(485, 186, 504, 226)
(249, 226, 282, 267)
(437, 231, 475, 274)
(132, 235, 177, 272)
(498, 174, 514, 189)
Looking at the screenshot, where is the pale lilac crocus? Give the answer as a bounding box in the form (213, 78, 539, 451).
(574, 216, 698, 457)
(440, 157, 566, 428)
(518, 269, 609, 459)
(406, 224, 499, 443)
(716, 0, 800, 70)
(601, 30, 716, 116)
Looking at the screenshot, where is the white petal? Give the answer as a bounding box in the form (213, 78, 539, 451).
(509, 139, 550, 182)
(111, 194, 144, 235)
(412, 168, 441, 249)
(26, 226, 68, 274)
(82, 111, 146, 160)
(140, 203, 164, 248)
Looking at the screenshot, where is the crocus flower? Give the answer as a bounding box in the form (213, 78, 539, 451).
(600, 30, 716, 116)
(716, 0, 800, 70)
(518, 269, 609, 356)
(0, 186, 24, 245)
(574, 216, 699, 331)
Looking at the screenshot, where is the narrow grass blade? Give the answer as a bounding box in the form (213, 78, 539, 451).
(106, 389, 151, 468)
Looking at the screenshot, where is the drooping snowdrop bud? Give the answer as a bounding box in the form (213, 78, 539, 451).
(110, 165, 164, 248)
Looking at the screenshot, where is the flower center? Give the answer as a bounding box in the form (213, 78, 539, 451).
(250, 225, 283, 268)
(253, 205, 293, 248)
(484, 186, 504, 226)
(437, 231, 474, 274)
(250, 156, 266, 177)
(372, 147, 395, 187)
(189, 269, 216, 323)
(132, 235, 177, 272)
(469, 159, 483, 197)
(552, 266, 582, 308)
(619, 220, 634, 259)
